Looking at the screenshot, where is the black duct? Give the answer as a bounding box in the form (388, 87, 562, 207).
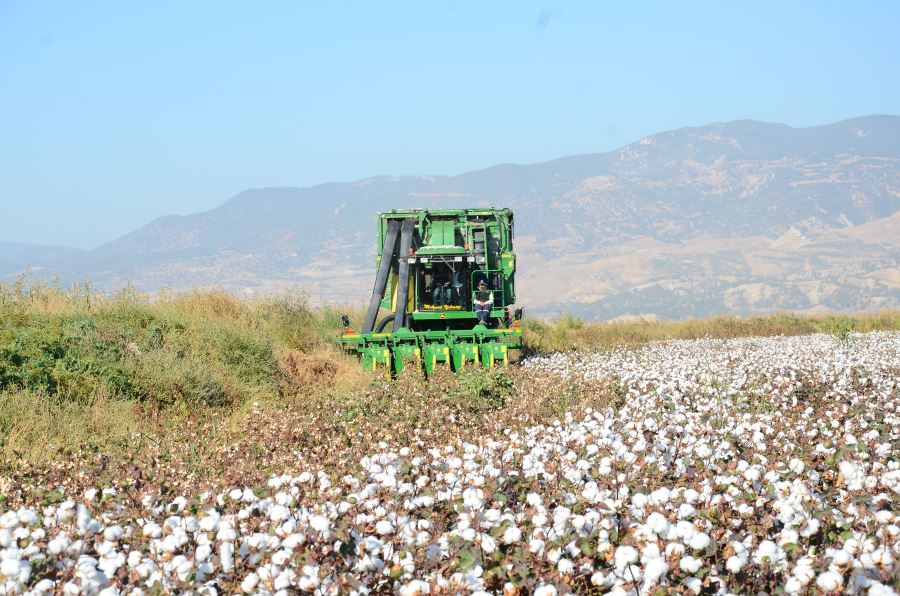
(392, 219, 415, 332)
(361, 219, 401, 333)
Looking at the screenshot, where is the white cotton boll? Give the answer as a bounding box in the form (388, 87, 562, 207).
(778, 529, 799, 547)
(529, 538, 545, 555)
(793, 559, 816, 585)
(142, 522, 163, 539)
(483, 509, 501, 525)
(631, 493, 648, 508)
(736, 503, 754, 516)
(274, 571, 295, 591)
(216, 523, 237, 542)
(689, 532, 711, 551)
(375, 520, 394, 535)
(198, 512, 220, 533)
(532, 512, 548, 527)
(195, 544, 212, 563)
(33, 578, 55, 593)
(553, 507, 571, 525)
(76, 504, 94, 534)
(784, 577, 804, 594)
(788, 458, 805, 474)
(743, 467, 761, 482)
(650, 487, 671, 505)
(17, 509, 38, 526)
(816, 571, 844, 592)
(502, 526, 522, 544)
(842, 538, 861, 556)
(683, 577, 703, 594)
(95, 540, 114, 556)
(57, 502, 76, 523)
(480, 534, 497, 554)
(875, 510, 893, 524)
(570, 515, 587, 533)
(838, 461, 862, 490)
(665, 543, 685, 559)
(269, 505, 291, 523)
(161, 534, 179, 554)
(726, 556, 745, 573)
(614, 545, 639, 571)
(872, 547, 894, 567)
(0, 558, 24, 579)
(102, 525, 124, 542)
(463, 488, 484, 510)
(547, 548, 562, 564)
(590, 571, 610, 588)
(646, 512, 669, 535)
(675, 520, 695, 540)
(557, 558, 574, 574)
(643, 557, 668, 585)
(241, 573, 260, 593)
(868, 581, 898, 596)
(169, 496, 187, 512)
(679, 556, 702, 574)
(533, 585, 557, 596)
(174, 558, 193, 582)
(47, 535, 70, 555)
(831, 550, 851, 566)
(309, 515, 330, 534)
(282, 533, 305, 550)
(228, 489, 242, 501)
(400, 579, 431, 596)
(127, 550, 142, 568)
(799, 518, 820, 538)
(218, 542, 235, 573)
(754, 540, 778, 563)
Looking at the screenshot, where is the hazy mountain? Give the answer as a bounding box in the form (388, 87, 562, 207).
(6, 115, 900, 319)
(0, 242, 84, 281)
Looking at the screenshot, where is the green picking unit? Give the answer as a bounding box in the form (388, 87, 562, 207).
(341, 208, 523, 375)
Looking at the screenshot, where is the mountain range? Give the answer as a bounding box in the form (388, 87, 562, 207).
(5, 115, 900, 319)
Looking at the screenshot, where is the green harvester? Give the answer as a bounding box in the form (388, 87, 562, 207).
(341, 208, 523, 375)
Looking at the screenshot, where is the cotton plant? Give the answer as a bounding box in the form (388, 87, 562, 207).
(0, 331, 898, 594)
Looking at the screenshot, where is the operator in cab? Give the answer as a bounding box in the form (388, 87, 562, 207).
(474, 280, 493, 326)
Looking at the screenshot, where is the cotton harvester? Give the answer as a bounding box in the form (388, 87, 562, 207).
(341, 208, 523, 375)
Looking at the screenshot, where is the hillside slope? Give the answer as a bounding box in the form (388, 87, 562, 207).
(6, 116, 900, 318)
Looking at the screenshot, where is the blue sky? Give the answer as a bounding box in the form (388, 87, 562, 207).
(1, 1, 898, 248)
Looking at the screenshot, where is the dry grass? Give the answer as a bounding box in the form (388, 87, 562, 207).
(0, 389, 139, 461)
(522, 310, 900, 353)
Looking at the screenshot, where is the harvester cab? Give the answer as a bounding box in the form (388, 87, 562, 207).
(341, 208, 523, 375)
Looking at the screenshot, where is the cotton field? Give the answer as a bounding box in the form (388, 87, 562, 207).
(2, 332, 899, 594)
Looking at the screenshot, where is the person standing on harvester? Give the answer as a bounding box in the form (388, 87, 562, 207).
(474, 280, 493, 326)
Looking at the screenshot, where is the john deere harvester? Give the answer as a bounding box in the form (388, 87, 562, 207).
(341, 208, 523, 375)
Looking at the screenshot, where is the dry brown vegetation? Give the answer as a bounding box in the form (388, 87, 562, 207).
(1, 281, 898, 506)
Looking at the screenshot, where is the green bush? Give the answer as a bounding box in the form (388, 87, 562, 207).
(452, 369, 515, 413)
(0, 285, 293, 408)
(817, 316, 855, 343)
